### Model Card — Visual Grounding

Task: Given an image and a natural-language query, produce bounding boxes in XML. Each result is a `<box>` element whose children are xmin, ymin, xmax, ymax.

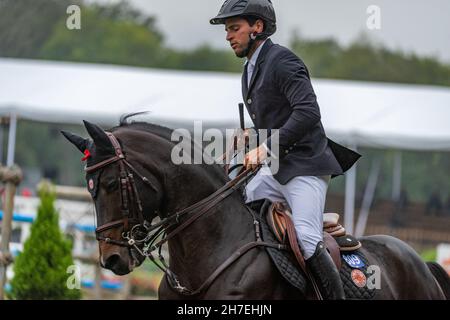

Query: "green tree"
<box><xmin>290</xmin><ymin>31</ymin><xmax>342</xmax><ymax>77</ymax></box>
<box><xmin>290</xmin><ymin>32</ymin><xmax>450</xmax><ymax>87</ymax></box>
<box><xmin>169</xmin><ymin>44</ymin><xmax>242</xmax><ymax>72</ymax></box>
<box><xmin>0</xmin><ymin>0</ymin><xmax>74</xmax><ymax>58</ymax></box>
<box><xmin>40</xmin><ymin>3</ymin><xmax>165</xmax><ymax>68</ymax></box>
<box><xmin>9</xmin><ymin>181</ymin><xmax>81</xmax><ymax>300</ymax></box>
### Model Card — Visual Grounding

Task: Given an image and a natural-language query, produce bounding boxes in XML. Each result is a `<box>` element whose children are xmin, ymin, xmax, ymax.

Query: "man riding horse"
<box><xmin>62</xmin><ymin>1</ymin><xmax>450</xmax><ymax>299</ymax></box>
<box><xmin>210</xmin><ymin>0</ymin><xmax>361</xmax><ymax>299</ymax></box>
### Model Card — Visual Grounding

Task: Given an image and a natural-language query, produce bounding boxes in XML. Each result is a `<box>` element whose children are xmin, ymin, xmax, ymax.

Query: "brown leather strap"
<box><xmin>323</xmin><ymin>232</ymin><xmax>342</xmax><ymax>270</ymax></box>
<box><xmin>106</xmin><ymin>132</ymin><xmax>124</xmax><ymax>158</ymax></box>
<box><xmin>152</xmin><ymin>168</ymin><xmax>256</xmax><ymax>249</ymax></box>
<box><xmin>95</xmin><ymin>219</ymin><xmax>125</xmax><ymax>233</ymax></box>
<box><xmin>85</xmin><ymin>156</ymin><xmax>121</xmax><ymax>173</ymax></box>
<box><xmin>175</xmin><ymin>240</ymin><xmax>287</xmax><ymax>296</ymax></box>
<box><xmin>124</xmin><ymin>160</ymin><xmax>158</xmax><ymax>192</ymax></box>
<box><xmin>96</xmin><ymin>235</ymin><xmax>129</xmax><ymax>247</ymax></box>
<box><xmin>276</xmin><ymin>205</ymin><xmax>323</xmax><ymax>300</ymax></box>
<box><xmin>282</xmin><ymin>210</ymin><xmax>307</xmax><ymax>273</ymax></box>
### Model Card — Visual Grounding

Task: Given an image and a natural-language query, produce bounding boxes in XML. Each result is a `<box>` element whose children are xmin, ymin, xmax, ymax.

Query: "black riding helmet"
<box><xmin>210</xmin><ymin>0</ymin><xmax>277</xmax><ymax>39</ymax></box>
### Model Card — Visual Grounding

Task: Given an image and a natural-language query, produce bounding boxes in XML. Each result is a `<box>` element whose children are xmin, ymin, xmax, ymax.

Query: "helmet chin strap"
<box><xmin>241</xmin><ymin>32</ymin><xmax>258</xmax><ymax>58</ymax></box>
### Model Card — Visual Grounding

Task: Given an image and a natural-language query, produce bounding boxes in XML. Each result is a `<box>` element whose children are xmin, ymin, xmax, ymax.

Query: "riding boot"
<box><xmin>306</xmin><ymin>241</ymin><xmax>346</xmax><ymax>300</ymax></box>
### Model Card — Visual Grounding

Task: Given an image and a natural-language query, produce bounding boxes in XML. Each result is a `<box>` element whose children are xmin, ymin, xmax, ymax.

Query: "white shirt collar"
<box><xmin>246</xmin><ymin>39</ymin><xmax>268</xmax><ymax>67</ymax></box>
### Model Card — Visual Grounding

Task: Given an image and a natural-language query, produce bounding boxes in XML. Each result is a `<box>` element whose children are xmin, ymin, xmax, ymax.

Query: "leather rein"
<box><xmin>86</xmin><ymin>132</ymin><xmax>287</xmax><ymax>296</ymax></box>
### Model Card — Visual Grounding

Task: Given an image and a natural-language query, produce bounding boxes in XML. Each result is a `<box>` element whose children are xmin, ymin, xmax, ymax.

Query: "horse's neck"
<box><xmin>165</xmin><ymin>168</ymin><xmax>255</xmax><ymax>290</ymax></box>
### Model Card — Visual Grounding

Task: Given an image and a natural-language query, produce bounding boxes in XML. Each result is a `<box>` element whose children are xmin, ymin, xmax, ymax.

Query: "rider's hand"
<box><xmin>244</xmin><ymin>145</ymin><xmax>267</xmax><ymax>170</ymax></box>
<box><xmin>235</xmin><ymin>128</ymin><xmax>252</xmax><ymax>147</ymax></box>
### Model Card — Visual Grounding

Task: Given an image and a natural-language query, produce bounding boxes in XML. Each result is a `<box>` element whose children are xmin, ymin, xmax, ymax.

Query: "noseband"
<box><xmin>86</xmin><ymin>132</ymin><xmax>286</xmax><ymax>296</ymax></box>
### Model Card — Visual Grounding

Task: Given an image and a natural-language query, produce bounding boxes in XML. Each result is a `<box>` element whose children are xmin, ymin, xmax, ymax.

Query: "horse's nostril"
<box><xmin>104</xmin><ymin>254</ymin><xmax>120</xmax><ymax>269</ymax></box>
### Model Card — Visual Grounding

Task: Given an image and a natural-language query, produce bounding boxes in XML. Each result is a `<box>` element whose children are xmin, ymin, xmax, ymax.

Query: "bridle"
<box><xmin>86</xmin><ymin>132</ymin><xmax>287</xmax><ymax>296</ymax></box>
<box><xmin>86</xmin><ymin>132</ymin><xmax>156</xmax><ymax>247</ymax></box>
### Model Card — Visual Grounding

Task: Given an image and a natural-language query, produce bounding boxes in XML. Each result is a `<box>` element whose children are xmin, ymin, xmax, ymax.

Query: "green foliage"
<box><xmin>290</xmin><ymin>32</ymin><xmax>342</xmax><ymax>77</ymax></box>
<box><xmin>2</xmin><ymin>0</ymin><xmax>449</xmax><ymax>85</ymax></box>
<box><xmin>40</xmin><ymin>4</ymin><xmax>165</xmax><ymax>67</ymax></box>
<box><xmin>163</xmin><ymin>45</ymin><xmax>242</xmax><ymax>72</ymax></box>
<box><xmin>9</xmin><ymin>182</ymin><xmax>81</xmax><ymax>299</ymax></box>
<box><xmin>327</xmin><ymin>148</ymin><xmax>450</xmax><ymax>204</ymax></box>
<box><xmin>290</xmin><ymin>33</ymin><xmax>450</xmax><ymax>87</ymax></box>
<box><xmin>15</xmin><ymin>120</ymin><xmax>86</xmax><ymax>187</ymax></box>
<box><xmin>0</xmin><ymin>0</ymin><xmax>74</xmax><ymax>58</ymax></box>
<box><xmin>420</xmin><ymin>248</ymin><xmax>437</xmax><ymax>262</ymax></box>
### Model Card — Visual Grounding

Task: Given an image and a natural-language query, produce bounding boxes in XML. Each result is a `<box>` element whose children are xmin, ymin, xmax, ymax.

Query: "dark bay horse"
<box><xmin>62</xmin><ymin>119</ymin><xmax>450</xmax><ymax>300</ymax></box>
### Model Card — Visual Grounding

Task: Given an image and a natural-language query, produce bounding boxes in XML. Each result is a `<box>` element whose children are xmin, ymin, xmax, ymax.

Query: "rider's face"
<box><xmin>225</xmin><ymin>17</ymin><xmax>254</xmax><ymax>58</ymax></box>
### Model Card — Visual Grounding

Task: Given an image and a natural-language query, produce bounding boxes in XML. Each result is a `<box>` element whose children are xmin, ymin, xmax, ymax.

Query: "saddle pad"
<box><xmin>262</xmin><ymin>211</ymin><xmax>375</xmax><ymax>299</ymax></box>
<box><xmin>251</xmin><ymin>200</ymin><xmax>373</xmax><ymax>299</ymax></box>
<box><xmin>340</xmin><ymin>250</ymin><xmax>377</xmax><ymax>300</ymax></box>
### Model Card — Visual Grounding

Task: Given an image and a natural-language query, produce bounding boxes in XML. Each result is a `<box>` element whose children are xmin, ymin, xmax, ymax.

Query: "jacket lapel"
<box><xmin>246</xmin><ymin>39</ymin><xmax>273</xmax><ymax>98</ymax></box>
<box><xmin>241</xmin><ymin>62</ymin><xmax>249</xmax><ymax>100</ymax></box>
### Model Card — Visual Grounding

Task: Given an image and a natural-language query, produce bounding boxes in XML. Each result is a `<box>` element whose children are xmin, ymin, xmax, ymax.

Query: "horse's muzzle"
<box><xmin>103</xmin><ymin>253</ymin><xmax>131</xmax><ymax>276</ymax></box>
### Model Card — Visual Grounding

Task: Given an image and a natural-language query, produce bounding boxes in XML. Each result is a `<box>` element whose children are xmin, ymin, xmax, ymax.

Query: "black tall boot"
<box><xmin>306</xmin><ymin>241</ymin><xmax>346</xmax><ymax>300</ymax></box>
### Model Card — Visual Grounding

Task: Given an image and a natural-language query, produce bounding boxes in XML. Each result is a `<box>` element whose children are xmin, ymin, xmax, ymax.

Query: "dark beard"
<box><xmin>236</xmin><ymin>37</ymin><xmax>256</xmax><ymax>58</ymax></box>
<box><xmin>236</xmin><ymin>50</ymin><xmax>247</xmax><ymax>58</ymax></box>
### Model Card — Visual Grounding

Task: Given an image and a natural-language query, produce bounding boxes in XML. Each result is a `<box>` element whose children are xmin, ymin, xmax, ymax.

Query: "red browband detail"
<box><xmin>82</xmin><ymin>149</ymin><xmax>91</xmax><ymax>161</ymax></box>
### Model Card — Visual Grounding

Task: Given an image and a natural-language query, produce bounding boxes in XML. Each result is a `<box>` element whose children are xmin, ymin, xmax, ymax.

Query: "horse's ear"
<box><xmin>83</xmin><ymin>120</ymin><xmax>109</xmax><ymax>145</ymax></box>
<box><xmin>82</xmin><ymin>120</ymin><xmax>114</xmax><ymax>155</ymax></box>
<box><xmin>61</xmin><ymin>131</ymin><xmax>89</xmax><ymax>153</ymax></box>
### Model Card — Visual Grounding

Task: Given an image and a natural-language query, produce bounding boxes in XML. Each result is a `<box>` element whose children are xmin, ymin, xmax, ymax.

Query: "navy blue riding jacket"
<box><xmin>242</xmin><ymin>39</ymin><xmax>361</xmax><ymax>184</ymax></box>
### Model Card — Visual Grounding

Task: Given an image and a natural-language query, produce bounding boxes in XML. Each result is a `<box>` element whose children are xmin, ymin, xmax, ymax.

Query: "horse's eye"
<box><xmin>104</xmin><ymin>179</ymin><xmax>118</xmax><ymax>192</ymax></box>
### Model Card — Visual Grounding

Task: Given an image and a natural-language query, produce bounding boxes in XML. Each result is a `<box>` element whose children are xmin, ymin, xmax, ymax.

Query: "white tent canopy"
<box><xmin>1</xmin><ymin>57</ymin><xmax>449</xmax><ymax>236</ymax></box>
<box><xmin>1</xmin><ymin>57</ymin><xmax>450</xmax><ymax>151</ymax></box>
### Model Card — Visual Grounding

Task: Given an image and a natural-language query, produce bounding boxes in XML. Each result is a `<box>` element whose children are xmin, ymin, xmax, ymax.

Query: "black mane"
<box><xmin>111</xmin><ymin>115</ymin><xmax>229</xmax><ymax>181</ymax></box>
<box><xmin>111</xmin><ymin>111</ymin><xmax>174</xmax><ymax>142</ymax></box>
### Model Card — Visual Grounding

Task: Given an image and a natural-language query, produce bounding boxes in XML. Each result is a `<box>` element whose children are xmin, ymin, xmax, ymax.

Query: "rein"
<box><xmin>86</xmin><ymin>132</ymin><xmax>286</xmax><ymax>296</ymax></box>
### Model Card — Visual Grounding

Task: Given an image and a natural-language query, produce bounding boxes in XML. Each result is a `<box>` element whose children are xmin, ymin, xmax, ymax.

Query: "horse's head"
<box><xmin>62</xmin><ymin>121</ymin><xmax>165</xmax><ymax>275</ymax></box>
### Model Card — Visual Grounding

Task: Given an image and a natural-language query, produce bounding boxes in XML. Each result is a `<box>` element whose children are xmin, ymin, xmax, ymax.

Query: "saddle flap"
<box><xmin>323</xmin><ymin>232</ymin><xmax>342</xmax><ymax>270</ymax></box>
<box><xmin>265</xmin><ymin>202</ymin><xmax>362</xmax><ymax>256</ymax></box>
<box><xmin>266</xmin><ymin>203</ymin><xmax>342</xmax><ymax>272</ymax></box>
<box><xmin>266</xmin><ymin>202</ymin><xmax>290</xmax><ymax>243</ymax></box>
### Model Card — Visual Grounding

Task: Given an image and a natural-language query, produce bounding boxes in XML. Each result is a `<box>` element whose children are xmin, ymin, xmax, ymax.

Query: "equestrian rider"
<box><xmin>210</xmin><ymin>0</ymin><xmax>361</xmax><ymax>299</ymax></box>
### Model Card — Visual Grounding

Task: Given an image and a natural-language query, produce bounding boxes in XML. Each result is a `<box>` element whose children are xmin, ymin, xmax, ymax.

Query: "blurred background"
<box><xmin>0</xmin><ymin>0</ymin><xmax>449</xmax><ymax>299</ymax></box>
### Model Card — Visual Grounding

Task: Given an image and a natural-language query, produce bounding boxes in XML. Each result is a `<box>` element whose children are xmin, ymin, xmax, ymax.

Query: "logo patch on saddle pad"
<box><xmin>340</xmin><ymin>250</ymin><xmax>376</xmax><ymax>299</ymax></box>
<box><xmin>351</xmin><ymin>269</ymin><xmax>367</xmax><ymax>288</ymax></box>
<box><xmin>342</xmin><ymin>253</ymin><xmax>365</xmax><ymax>269</ymax></box>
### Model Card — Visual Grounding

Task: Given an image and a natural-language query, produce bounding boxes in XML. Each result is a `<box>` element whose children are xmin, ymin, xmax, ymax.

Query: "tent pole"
<box><xmin>354</xmin><ymin>158</ymin><xmax>381</xmax><ymax>238</ymax></box>
<box><xmin>0</xmin><ymin>166</ymin><xmax>22</xmax><ymax>300</ymax></box>
<box><xmin>0</xmin><ymin>121</ymin><xmax>4</xmax><ymax>164</ymax></box>
<box><xmin>6</xmin><ymin>113</ymin><xmax>17</xmax><ymax>167</ymax></box>
<box><xmin>344</xmin><ymin>144</ymin><xmax>358</xmax><ymax>235</ymax></box>
<box><xmin>392</xmin><ymin>151</ymin><xmax>402</xmax><ymax>201</ymax></box>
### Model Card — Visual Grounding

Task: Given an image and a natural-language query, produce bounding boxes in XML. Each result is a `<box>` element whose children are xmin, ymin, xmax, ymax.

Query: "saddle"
<box><xmin>266</xmin><ymin>202</ymin><xmax>362</xmax><ymax>271</ymax></box>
